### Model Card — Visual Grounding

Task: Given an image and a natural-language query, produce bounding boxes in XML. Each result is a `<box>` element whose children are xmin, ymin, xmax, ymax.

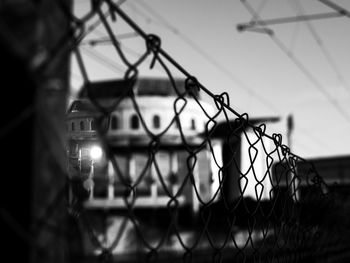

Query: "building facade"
<box><xmin>66</xmin><ymin>77</ymin><xmax>280</xmax><ymax>258</ymax></box>
<box><xmin>66</xmin><ymin>77</ymin><xmax>223</xmax><ymax>256</ymax></box>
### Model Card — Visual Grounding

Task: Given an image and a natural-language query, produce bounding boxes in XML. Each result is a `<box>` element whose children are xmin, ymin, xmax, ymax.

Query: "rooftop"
<box><xmin>79</xmin><ymin>77</ymin><xmax>199</xmax><ymax>99</ymax></box>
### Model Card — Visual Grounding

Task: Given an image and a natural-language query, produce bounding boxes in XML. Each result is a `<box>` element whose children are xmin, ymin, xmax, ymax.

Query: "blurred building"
<box><xmin>66</xmin><ymin>77</ymin><xmax>282</xmax><ymax>257</ymax></box>
<box><xmin>271</xmin><ymin>152</ymin><xmax>350</xmax><ymax>204</ymax></box>
<box><xmin>66</xmin><ymin>77</ymin><xmax>223</xmax><ymax>256</ymax></box>
<box><xmin>67</xmin><ymin>77</ymin><xmax>219</xmax><ymax>210</ymax></box>
<box><xmin>210</xmin><ymin>117</ymin><xmax>280</xmax><ymax>203</ymax></box>
<box><xmin>297</xmin><ymin>155</ymin><xmax>350</xmax><ymax>195</ymax></box>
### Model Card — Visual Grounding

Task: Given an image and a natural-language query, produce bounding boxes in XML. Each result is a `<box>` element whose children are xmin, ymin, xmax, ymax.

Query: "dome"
<box><xmin>79</xmin><ymin>77</ymin><xmax>200</xmax><ymax>99</ymax></box>
<box><xmin>67</xmin><ymin>77</ymin><xmax>214</xmax><ymax>146</ymax></box>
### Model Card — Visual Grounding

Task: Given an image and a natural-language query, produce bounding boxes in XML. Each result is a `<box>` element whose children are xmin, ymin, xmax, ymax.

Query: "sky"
<box><xmin>71</xmin><ymin>0</ymin><xmax>350</xmax><ymax>159</ymax></box>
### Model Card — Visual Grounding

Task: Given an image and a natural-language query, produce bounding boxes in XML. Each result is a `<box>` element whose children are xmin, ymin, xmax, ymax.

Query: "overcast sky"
<box><xmin>72</xmin><ymin>0</ymin><xmax>350</xmax><ymax>159</ymax></box>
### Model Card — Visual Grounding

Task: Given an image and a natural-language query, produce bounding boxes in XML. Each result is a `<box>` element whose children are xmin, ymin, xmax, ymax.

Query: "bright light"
<box><xmin>90</xmin><ymin>145</ymin><xmax>103</xmax><ymax>160</ymax></box>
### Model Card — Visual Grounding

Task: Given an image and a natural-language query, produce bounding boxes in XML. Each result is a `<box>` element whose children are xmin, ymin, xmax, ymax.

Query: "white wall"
<box><xmin>240</xmin><ymin>129</ymin><xmax>274</xmax><ymax>200</ymax></box>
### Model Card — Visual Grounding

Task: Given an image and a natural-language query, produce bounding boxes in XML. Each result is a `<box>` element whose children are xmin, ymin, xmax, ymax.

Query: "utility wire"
<box><xmin>237</xmin><ymin>12</ymin><xmax>343</xmax><ymax>31</ymax></box>
<box><xmin>81</xmin><ymin>46</ymin><xmax>125</xmax><ymax>73</ymax></box>
<box><xmin>86</xmin><ymin>28</ymin><xmax>165</xmax><ymax>75</ymax></box>
<box><xmin>127</xmin><ymin>0</ymin><xmax>281</xmax><ymax>114</ymax></box>
<box><xmin>249</xmin><ymin>0</ymin><xmax>270</xmax><ymax>23</ymax></box>
<box><xmin>318</xmin><ymin>0</ymin><xmax>350</xmax><ymax>18</ymax></box>
<box><xmin>239</xmin><ymin>0</ymin><xmax>350</xmax><ymax>93</ymax></box>
<box><xmin>81</xmin><ymin>32</ymin><xmax>138</xmax><ymax>46</ymax></box>
<box><xmin>76</xmin><ymin>0</ymin><xmax>337</xmax><ymax>158</ymax></box>
<box><xmin>297</xmin><ymin>126</ymin><xmax>337</xmax><ymax>153</ymax></box>
<box><xmin>90</xmin><ymin>29</ymin><xmax>147</xmax><ymax>59</ymax></box>
<box><xmin>107</xmin><ymin>0</ymin><xmax>312</xmax><ymax>163</ymax></box>
<box><xmin>75</xmin><ymin>28</ymin><xmax>164</xmax><ymax>83</ymax></box>
<box><xmin>240</xmin><ymin>0</ymin><xmax>350</xmax><ymax>124</ymax></box>
<box><xmin>75</xmin><ymin>0</ymin><xmax>127</xmax><ymax>44</ymax></box>
<box><xmin>291</xmin><ymin>0</ymin><xmax>350</xmax><ymax>94</ymax></box>
<box><xmin>239</xmin><ymin>0</ymin><xmax>350</xmax><ymax>153</ymax></box>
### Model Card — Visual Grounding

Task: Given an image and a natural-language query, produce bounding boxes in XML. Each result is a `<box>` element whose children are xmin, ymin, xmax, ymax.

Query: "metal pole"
<box><xmin>287</xmin><ymin>114</ymin><xmax>300</xmax><ymax>201</ymax></box>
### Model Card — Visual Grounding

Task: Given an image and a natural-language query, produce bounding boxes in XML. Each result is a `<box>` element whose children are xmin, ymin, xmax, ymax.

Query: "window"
<box><xmin>91</xmin><ymin>120</ymin><xmax>96</xmax><ymax>130</ymax></box>
<box><xmin>190</xmin><ymin>119</ymin><xmax>196</xmax><ymax>130</ymax></box>
<box><xmin>153</xmin><ymin>115</ymin><xmax>160</xmax><ymax>129</ymax></box>
<box><xmin>71</xmin><ymin>122</ymin><xmax>75</xmax><ymax>131</ymax></box>
<box><xmin>111</xmin><ymin>115</ymin><xmax>119</xmax><ymax>130</ymax></box>
<box><xmin>130</xmin><ymin>114</ymin><xmax>139</xmax><ymax>129</ymax></box>
<box><xmin>80</xmin><ymin>121</ymin><xmax>85</xmax><ymax>131</ymax></box>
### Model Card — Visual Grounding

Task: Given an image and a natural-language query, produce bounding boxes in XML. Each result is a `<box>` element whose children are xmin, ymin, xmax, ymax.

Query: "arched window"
<box><xmin>190</xmin><ymin>119</ymin><xmax>196</xmax><ymax>130</ymax></box>
<box><xmin>91</xmin><ymin>120</ymin><xmax>96</xmax><ymax>130</ymax></box>
<box><xmin>80</xmin><ymin>121</ymin><xmax>85</xmax><ymax>131</ymax></box>
<box><xmin>153</xmin><ymin>115</ymin><xmax>160</xmax><ymax>129</ymax></box>
<box><xmin>130</xmin><ymin>115</ymin><xmax>139</xmax><ymax>130</ymax></box>
<box><xmin>111</xmin><ymin>115</ymin><xmax>119</xmax><ymax>130</ymax></box>
<box><xmin>71</xmin><ymin>122</ymin><xmax>75</xmax><ymax>131</ymax></box>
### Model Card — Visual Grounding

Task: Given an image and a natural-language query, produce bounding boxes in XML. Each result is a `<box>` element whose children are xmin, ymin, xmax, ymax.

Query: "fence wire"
<box><xmin>1</xmin><ymin>1</ymin><xmax>350</xmax><ymax>263</ymax></box>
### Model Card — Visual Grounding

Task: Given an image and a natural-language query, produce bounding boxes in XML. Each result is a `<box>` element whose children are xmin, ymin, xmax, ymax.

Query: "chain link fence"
<box><xmin>1</xmin><ymin>1</ymin><xmax>350</xmax><ymax>263</ymax></box>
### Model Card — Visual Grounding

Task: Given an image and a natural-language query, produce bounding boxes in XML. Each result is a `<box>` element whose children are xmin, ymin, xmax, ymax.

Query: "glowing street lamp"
<box><xmin>90</xmin><ymin>145</ymin><xmax>103</xmax><ymax>161</ymax></box>
<box><xmin>83</xmin><ymin>145</ymin><xmax>103</xmax><ymax>199</ymax></box>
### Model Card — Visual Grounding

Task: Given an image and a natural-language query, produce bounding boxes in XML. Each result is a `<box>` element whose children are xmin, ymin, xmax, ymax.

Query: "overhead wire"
<box><xmin>99</xmin><ymin>0</ymin><xmax>333</xmax><ymax>161</ymax></box>
<box><xmin>248</xmin><ymin>0</ymin><xmax>270</xmax><ymax>22</ymax></box>
<box><xmin>74</xmin><ymin>0</ymin><xmax>127</xmax><ymax>45</ymax></box>
<box><xmin>75</xmin><ymin>0</ymin><xmax>165</xmax><ymax>78</ymax></box>
<box><xmin>237</xmin><ymin>11</ymin><xmax>344</xmax><ymax>30</ymax></box>
<box><xmin>127</xmin><ymin>0</ymin><xmax>281</xmax><ymax>114</ymax></box>
<box><xmin>85</xmin><ymin>28</ymin><xmax>165</xmax><ymax>75</ymax></box>
<box><xmin>318</xmin><ymin>0</ymin><xmax>350</xmax><ymax>18</ymax></box>
<box><xmin>234</xmin><ymin>0</ymin><xmax>337</xmax><ymax>154</ymax></box>
<box><xmin>291</xmin><ymin>0</ymin><xmax>350</xmax><ymax>94</ymax></box>
<box><xmin>80</xmin><ymin>46</ymin><xmax>126</xmax><ymax>74</ymax></box>
<box><xmin>243</xmin><ymin>0</ymin><xmax>336</xmax><ymax>154</ymax></box>
<box><xmin>74</xmin><ymin>0</ymin><xmax>337</xmax><ymax>157</ymax></box>
<box><xmin>80</xmin><ymin>32</ymin><xmax>138</xmax><ymax>46</ymax></box>
<box><xmin>240</xmin><ymin>0</ymin><xmax>350</xmax><ymax>124</ymax></box>
<box><xmin>104</xmin><ymin>0</ymin><xmax>315</xmax><ymax>164</ymax></box>
<box><xmin>89</xmin><ymin>28</ymin><xmax>147</xmax><ymax>60</ymax></box>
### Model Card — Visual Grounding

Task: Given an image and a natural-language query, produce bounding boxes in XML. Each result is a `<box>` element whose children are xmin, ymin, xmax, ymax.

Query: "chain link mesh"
<box><xmin>2</xmin><ymin>1</ymin><xmax>349</xmax><ymax>263</ymax></box>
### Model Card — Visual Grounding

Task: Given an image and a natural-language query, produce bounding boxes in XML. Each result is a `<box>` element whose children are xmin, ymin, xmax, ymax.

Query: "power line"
<box><xmin>107</xmin><ymin>1</ymin><xmax>296</xmax><ymax>154</ymax></box>
<box><xmin>80</xmin><ymin>32</ymin><xmax>138</xmax><ymax>46</ymax></box>
<box><xmin>318</xmin><ymin>0</ymin><xmax>350</xmax><ymax>19</ymax></box>
<box><xmin>297</xmin><ymin>126</ymin><xmax>337</xmax><ymax>154</ymax></box>
<box><xmin>237</xmin><ymin>11</ymin><xmax>344</xmax><ymax>31</ymax></box>
<box><xmin>75</xmin><ymin>0</ymin><xmax>127</xmax><ymax>44</ymax></box>
<box><xmin>239</xmin><ymin>0</ymin><xmax>350</xmax><ymax>124</ymax></box>
<box><xmin>86</xmin><ymin>28</ymin><xmax>166</xmax><ymax>75</ymax></box>
<box><xmin>76</xmin><ymin>0</ymin><xmax>340</xmax><ymax>157</ymax></box>
<box><xmin>90</xmin><ymin>29</ymin><xmax>149</xmax><ymax>60</ymax></box>
<box><xmin>291</xmin><ymin>0</ymin><xmax>350</xmax><ymax>94</ymax></box>
<box><xmin>249</xmin><ymin>0</ymin><xmax>270</xmax><ymax>23</ymax></box>
<box><xmin>239</xmin><ymin>0</ymin><xmax>350</xmax><ymax>93</ymax></box>
<box><xmin>127</xmin><ymin>0</ymin><xmax>281</xmax><ymax>114</ymax></box>
<box><xmin>78</xmin><ymin>43</ymin><xmax>165</xmax><ymax>80</ymax></box>
<box><xmin>76</xmin><ymin>19</ymin><xmax>165</xmax><ymax>79</ymax></box>
<box><xmin>80</xmin><ymin>46</ymin><xmax>126</xmax><ymax>74</ymax></box>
